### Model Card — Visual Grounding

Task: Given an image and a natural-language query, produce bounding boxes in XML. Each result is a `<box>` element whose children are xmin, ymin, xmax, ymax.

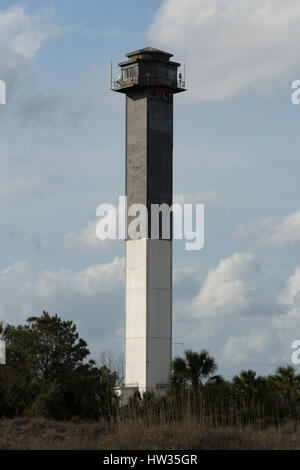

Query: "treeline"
<box><xmin>129</xmin><ymin>351</ymin><xmax>300</xmax><ymax>426</ymax></box>
<box><xmin>0</xmin><ymin>313</ymin><xmax>300</xmax><ymax>424</ymax></box>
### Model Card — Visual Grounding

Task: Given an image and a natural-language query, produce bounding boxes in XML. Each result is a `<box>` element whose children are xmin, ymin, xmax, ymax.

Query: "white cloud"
<box><xmin>31</xmin><ymin>257</ymin><xmax>124</xmax><ymax>298</ymax></box>
<box><xmin>192</xmin><ymin>252</ymin><xmax>278</xmax><ymax>318</ymax></box>
<box><xmin>0</xmin><ymin>257</ymin><xmax>125</xmax><ymax>356</ymax></box>
<box><xmin>223</xmin><ymin>328</ymin><xmax>276</xmax><ymax>365</ymax></box>
<box><xmin>0</xmin><ymin>5</ymin><xmax>58</xmax><ymax>59</ymax></box>
<box><xmin>184</xmin><ymin>253</ymin><xmax>300</xmax><ymax>369</ymax></box>
<box><xmin>0</xmin><ymin>252</ymin><xmax>299</xmax><ymax>375</ymax></box>
<box><xmin>285</xmin><ymin>266</ymin><xmax>300</xmax><ymax>304</ymax></box>
<box><xmin>0</xmin><ymin>5</ymin><xmax>60</xmax><ymax>87</ymax></box>
<box><xmin>222</xmin><ymin>305</ymin><xmax>300</xmax><ymax>367</ymax></box>
<box><xmin>235</xmin><ymin>209</ymin><xmax>300</xmax><ymax>247</ymax></box>
<box><xmin>148</xmin><ymin>0</ymin><xmax>300</xmax><ymax>101</ymax></box>
<box><xmin>0</xmin><ymin>257</ymin><xmax>124</xmax><ymax>319</ymax></box>
<box><xmin>62</xmin><ymin>220</ymin><xmax>112</xmax><ymax>251</ymax></box>
<box><xmin>0</xmin><ymin>177</ymin><xmax>44</xmax><ymax>201</ymax></box>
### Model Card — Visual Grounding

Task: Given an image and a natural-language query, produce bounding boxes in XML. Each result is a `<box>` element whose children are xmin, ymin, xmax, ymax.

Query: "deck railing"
<box><xmin>113</xmin><ymin>76</ymin><xmax>185</xmax><ymax>90</ymax></box>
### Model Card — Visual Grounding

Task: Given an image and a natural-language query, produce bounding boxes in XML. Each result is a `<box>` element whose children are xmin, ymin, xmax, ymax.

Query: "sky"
<box><xmin>0</xmin><ymin>0</ymin><xmax>300</xmax><ymax>379</ymax></box>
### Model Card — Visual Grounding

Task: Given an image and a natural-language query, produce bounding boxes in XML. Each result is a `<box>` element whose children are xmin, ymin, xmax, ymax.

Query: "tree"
<box><xmin>232</xmin><ymin>370</ymin><xmax>267</xmax><ymax>411</ymax></box>
<box><xmin>0</xmin><ymin>313</ymin><xmax>118</xmax><ymax>420</ymax></box>
<box><xmin>171</xmin><ymin>349</ymin><xmax>217</xmax><ymax>390</ymax></box>
<box><xmin>27</xmin><ymin>311</ymin><xmax>90</xmax><ymax>386</ymax></box>
<box><xmin>0</xmin><ymin>322</ymin><xmax>39</xmax><ymax>417</ymax></box>
<box><xmin>270</xmin><ymin>366</ymin><xmax>300</xmax><ymax>404</ymax></box>
<box><xmin>206</xmin><ymin>375</ymin><xmax>225</xmax><ymax>385</ymax></box>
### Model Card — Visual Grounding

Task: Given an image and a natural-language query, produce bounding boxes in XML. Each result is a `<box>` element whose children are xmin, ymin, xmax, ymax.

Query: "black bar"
<box><xmin>0</xmin><ymin>450</ymin><xmax>296</xmax><ymax>467</ymax></box>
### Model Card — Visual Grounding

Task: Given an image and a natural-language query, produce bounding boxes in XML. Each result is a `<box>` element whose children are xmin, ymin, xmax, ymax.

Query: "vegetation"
<box><xmin>0</xmin><ymin>418</ymin><xmax>300</xmax><ymax>450</ymax></box>
<box><xmin>0</xmin><ymin>312</ymin><xmax>300</xmax><ymax>449</ymax></box>
<box><xmin>0</xmin><ymin>312</ymin><xmax>118</xmax><ymax>420</ymax></box>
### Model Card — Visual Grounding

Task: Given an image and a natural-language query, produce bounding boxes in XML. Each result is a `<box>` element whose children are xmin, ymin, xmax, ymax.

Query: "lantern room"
<box><xmin>112</xmin><ymin>47</ymin><xmax>185</xmax><ymax>94</ymax></box>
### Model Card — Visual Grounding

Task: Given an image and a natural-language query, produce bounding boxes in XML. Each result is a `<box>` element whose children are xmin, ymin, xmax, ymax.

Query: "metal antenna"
<box><xmin>184</xmin><ymin>34</ymin><xmax>187</xmax><ymax>86</ymax></box>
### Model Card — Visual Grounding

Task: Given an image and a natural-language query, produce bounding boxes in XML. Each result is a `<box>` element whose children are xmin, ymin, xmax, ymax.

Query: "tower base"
<box><xmin>115</xmin><ymin>384</ymin><xmax>169</xmax><ymax>405</ymax></box>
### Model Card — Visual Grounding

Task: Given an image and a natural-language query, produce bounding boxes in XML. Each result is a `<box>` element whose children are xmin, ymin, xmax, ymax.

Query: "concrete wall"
<box><xmin>126</xmin><ymin>89</ymin><xmax>173</xmax><ymax>239</ymax></box>
<box><xmin>125</xmin><ymin>238</ymin><xmax>172</xmax><ymax>391</ymax></box>
<box><xmin>125</xmin><ymin>85</ymin><xmax>174</xmax><ymax>394</ymax></box>
<box><xmin>126</xmin><ymin>90</ymin><xmax>148</xmax><ymax>217</ymax></box>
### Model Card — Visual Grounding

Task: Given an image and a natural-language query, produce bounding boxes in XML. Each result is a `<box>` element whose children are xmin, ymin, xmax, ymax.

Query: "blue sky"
<box><xmin>1</xmin><ymin>0</ymin><xmax>300</xmax><ymax>379</ymax></box>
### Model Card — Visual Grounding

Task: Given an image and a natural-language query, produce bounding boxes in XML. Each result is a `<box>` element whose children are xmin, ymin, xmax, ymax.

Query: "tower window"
<box><xmin>122</xmin><ymin>65</ymin><xmax>138</xmax><ymax>80</ymax></box>
<box><xmin>168</xmin><ymin>69</ymin><xmax>177</xmax><ymax>80</ymax></box>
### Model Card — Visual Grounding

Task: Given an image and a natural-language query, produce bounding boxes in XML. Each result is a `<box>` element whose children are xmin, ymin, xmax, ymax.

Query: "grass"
<box><xmin>0</xmin><ymin>417</ymin><xmax>300</xmax><ymax>450</ymax></box>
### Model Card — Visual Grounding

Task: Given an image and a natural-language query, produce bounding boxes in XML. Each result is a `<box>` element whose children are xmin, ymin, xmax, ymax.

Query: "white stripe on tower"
<box><xmin>125</xmin><ymin>239</ymin><xmax>172</xmax><ymax>392</ymax></box>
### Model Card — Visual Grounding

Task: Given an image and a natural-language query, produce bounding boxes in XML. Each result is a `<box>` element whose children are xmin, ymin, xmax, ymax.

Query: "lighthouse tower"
<box><xmin>112</xmin><ymin>48</ymin><xmax>185</xmax><ymax>396</ymax></box>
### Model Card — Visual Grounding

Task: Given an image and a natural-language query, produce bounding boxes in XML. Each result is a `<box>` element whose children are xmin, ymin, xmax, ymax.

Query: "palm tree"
<box><xmin>171</xmin><ymin>349</ymin><xmax>217</xmax><ymax>390</ymax></box>
<box><xmin>271</xmin><ymin>366</ymin><xmax>300</xmax><ymax>403</ymax></box>
<box><xmin>232</xmin><ymin>370</ymin><xmax>265</xmax><ymax>404</ymax></box>
<box><xmin>206</xmin><ymin>374</ymin><xmax>225</xmax><ymax>385</ymax></box>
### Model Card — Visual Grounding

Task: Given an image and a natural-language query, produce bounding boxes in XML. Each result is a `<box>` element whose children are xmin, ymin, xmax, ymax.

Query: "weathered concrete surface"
<box><xmin>125</xmin><ymin>238</ymin><xmax>172</xmax><ymax>391</ymax></box>
<box><xmin>126</xmin><ymin>88</ymin><xmax>173</xmax><ymax>239</ymax></box>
